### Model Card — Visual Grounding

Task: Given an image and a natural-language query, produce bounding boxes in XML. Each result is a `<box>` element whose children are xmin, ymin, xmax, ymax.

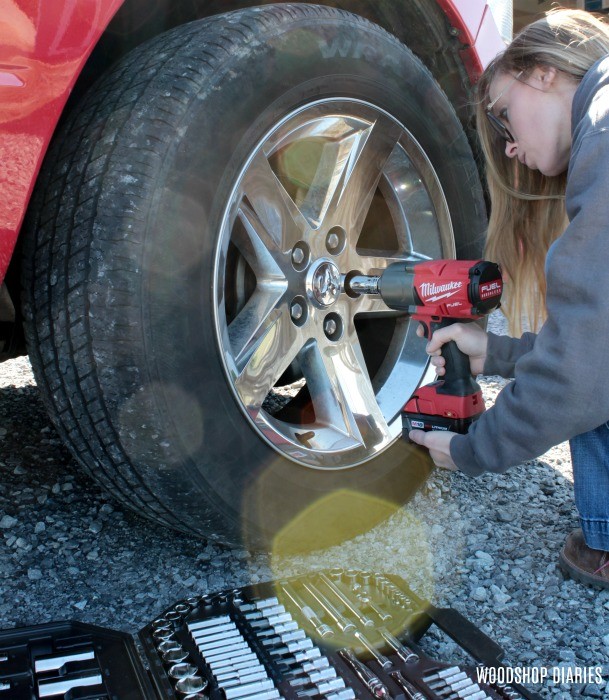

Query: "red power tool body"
<box><xmin>347</xmin><ymin>260</ymin><xmax>503</xmax><ymax>436</ymax></box>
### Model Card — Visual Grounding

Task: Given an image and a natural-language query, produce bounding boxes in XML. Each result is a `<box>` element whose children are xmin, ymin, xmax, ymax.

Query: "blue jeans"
<box><xmin>570</xmin><ymin>422</ymin><xmax>609</xmax><ymax>551</ymax></box>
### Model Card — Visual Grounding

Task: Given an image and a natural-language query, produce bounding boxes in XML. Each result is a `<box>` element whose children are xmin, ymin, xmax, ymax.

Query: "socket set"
<box><xmin>0</xmin><ymin>569</ymin><xmax>542</xmax><ymax>700</ymax></box>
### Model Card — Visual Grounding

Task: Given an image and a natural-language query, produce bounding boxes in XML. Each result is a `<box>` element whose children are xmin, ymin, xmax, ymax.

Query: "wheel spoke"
<box><xmin>228</xmin><ymin>283</ymin><xmax>288</xmax><ymax>367</ymax></box>
<box><xmin>356</xmin><ymin>251</ymin><xmax>424</xmax><ymax>270</ymax></box>
<box><xmin>355</xmin><ymin>294</ymin><xmax>405</xmax><ymax>316</ymax></box>
<box><xmin>301</xmin><ymin>335</ymin><xmax>392</xmax><ymax>449</ymax></box>
<box><xmin>323</xmin><ymin>117</ymin><xmax>403</xmax><ymax>237</ymax></box>
<box><xmin>233</xmin><ymin>310</ymin><xmax>304</xmax><ymax>414</ymax></box>
<box><xmin>240</xmin><ymin>151</ymin><xmax>310</xmax><ymax>251</ymax></box>
<box><xmin>294</xmin><ymin>126</ymin><xmax>366</xmax><ymax>230</ymax></box>
<box><xmin>234</xmin><ymin>202</ymin><xmax>290</xmax><ymax>279</ymax></box>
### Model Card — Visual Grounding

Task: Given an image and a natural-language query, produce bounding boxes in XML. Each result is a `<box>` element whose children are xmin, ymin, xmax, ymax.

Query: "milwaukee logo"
<box><xmin>419</xmin><ymin>280</ymin><xmax>462</xmax><ymax>301</ymax></box>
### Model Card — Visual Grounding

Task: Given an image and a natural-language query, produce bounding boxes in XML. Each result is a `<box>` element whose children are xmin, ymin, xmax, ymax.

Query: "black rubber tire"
<box><xmin>21</xmin><ymin>4</ymin><xmax>486</xmax><ymax>550</ymax></box>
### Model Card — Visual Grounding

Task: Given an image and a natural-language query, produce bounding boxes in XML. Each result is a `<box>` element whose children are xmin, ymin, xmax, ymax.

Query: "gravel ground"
<box><xmin>1</xmin><ymin>312</ymin><xmax>608</xmax><ymax>699</ymax></box>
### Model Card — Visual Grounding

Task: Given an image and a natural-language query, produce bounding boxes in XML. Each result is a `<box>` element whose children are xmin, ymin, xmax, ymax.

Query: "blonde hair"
<box><xmin>476</xmin><ymin>8</ymin><xmax>609</xmax><ymax>334</ymax></box>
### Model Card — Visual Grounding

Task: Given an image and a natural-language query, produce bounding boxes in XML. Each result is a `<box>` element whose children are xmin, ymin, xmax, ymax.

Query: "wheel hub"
<box><xmin>307</xmin><ymin>260</ymin><xmax>341</xmax><ymax>308</ymax></box>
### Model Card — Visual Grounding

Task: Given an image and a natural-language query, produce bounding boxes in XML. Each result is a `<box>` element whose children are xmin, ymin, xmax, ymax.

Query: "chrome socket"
<box><xmin>424</xmin><ymin>667</ymin><xmax>463</xmax><ymax>682</ymax></box>
<box><xmin>193</xmin><ymin>628</ymin><xmax>242</xmax><ymax>645</ymax></box>
<box><xmin>344</xmin><ymin>570</ymin><xmax>360</xmax><ymax>589</ymax></box>
<box><xmin>152</xmin><ymin>618</ymin><xmax>170</xmax><ymax>630</ymax></box>
<box><xmin>258</xmin><ymin>621</ymin><xmax>299</xmax><ymax>637</ymax></box>
<box><xmin>223</xmin><ymin>678</ymin><xmax>276</xmax><ymax>699</ymax></box>
<box><xmin>236</xmin><ymin>597</ymin><xmax>280</xmax><ymax>613</ymax></box>
<box><xmin>205</xmin><ymin>649</ymin><xmax>258</xmax><ymax>667</ymax></box>
<box><xmin>210</xmin><ymin>661</ymin><xmax>262</xmax><ymax>675</ymax></box>
<box><xmin>269</xmin><ymin>639</ymin><xmax>314</xmax><ymax>657</ymax></box>
<box><xmin>221</xmin><ymin>670</ymin><xmax>270</xmax><ymax>688</ymax></box>
<box><xmin>202</xmin><ymin>642</ymin><xmax>251</xmax><ymax>661</ymax></box>
<box><xmin>173</xmin><ymin>603</ymin><xmax>192</xmax><ymax>616</ymax></box>
<box><xmin>260</xmin><ymin>629</ymin><xmax>306</xmax><ymax>647</ymax></box>
<box><xmin>325</xmin><ymin>690</ymin><xmax>356</xmax><ymax>700</ymax></box>
<box><xmin>244</xmin><ymin>605</ymin><xmax>286</xmax><ymax>620</ymax></box>
<box><xmin>227</xmin><ymin>691</ymin><xmax>280</xmax><ymax>700</ymax></box>
<box><xmin>289</xmin><ymin>666</ymin><xmax>338</xmax><ymax>688</ymax></box>
<box><xmin>187</xmin><ymin>615</ymin><xmax>232</xmax><ymax>632</ymax></box>
<box><xmin>328</xmin><ymin>568</ymin><xmax>344</xmax><ymax>581</ymax></box>
<box><xmin>175</xmin><ymin>675</ymin><xmax>208</xmax><ymax>695</ymax></box>
<box><xmin>428</xmin><ymin>671</ymin><xmax>469</xmax><ymax>689</ymax></box>
<box><xmin>158</xmin><ymin>640</ymin><xmax>183</xmax><ymax>655</ymax></box>
<box><xmin>215</xmin><ymin>664</ymin><xmax>267</xmax><ymax>682</ymax></box>
<box><xmin>250</xmin><ymin>612</ymin><xmax>293</xmax><ymax>628</ymax></box>
<box><xmin>168</xmin><ymin>663</ymin><xmax>199</xmax><ymax>680</ymax></box>
<box><xmin>153</xmin><ymin>627</ymin><xmax>175</xmax><ymax>642</ymax></box>
<box><xmin>162</xmin><ymin>648</ymin><xmax>190</xmax><ymax>664</ymax></box>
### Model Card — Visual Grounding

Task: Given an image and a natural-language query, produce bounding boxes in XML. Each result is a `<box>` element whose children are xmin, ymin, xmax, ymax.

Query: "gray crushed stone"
<box><xmin>0</xmin><ymin>312</ymin><xmax>607</xmax><ymax>699</ymax></box>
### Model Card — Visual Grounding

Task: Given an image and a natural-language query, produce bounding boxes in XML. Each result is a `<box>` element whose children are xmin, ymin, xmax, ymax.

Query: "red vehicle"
<box><xmin>0</xmin><ymin>0</ymin><xmax>507</xmax><ymax>550</ymax></box>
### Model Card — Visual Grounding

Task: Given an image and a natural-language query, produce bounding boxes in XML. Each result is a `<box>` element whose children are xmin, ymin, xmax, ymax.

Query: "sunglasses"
<box><xmin>485</xmin><ymin>70</ymin><xmax>524</xmax><ymax>143</ymax></box>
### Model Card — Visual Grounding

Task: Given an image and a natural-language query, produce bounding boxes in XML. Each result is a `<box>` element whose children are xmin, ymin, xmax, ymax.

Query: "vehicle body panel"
<box><xmin>436</xmin><ymin>0</ymin><xmax>488</xmax><ymax>45</ymax></box>
<box><xmin>0</xmin><ymin>0</ymin><xmax>503</xmax><ymax>287</ymax></box>
<box><xmin>437</xmin><ymin>0</ymin><xmax>505</xmax><ymax>79</ymax></box>
<box><xmin>459</xmin><ymin>4</ymin><xmax>507</xmax><ymax>80</ymax></box>
<box><xmin>0</xmin><ymin>0</ymin><xmax>122</xmax><ymax>281</ymax></box>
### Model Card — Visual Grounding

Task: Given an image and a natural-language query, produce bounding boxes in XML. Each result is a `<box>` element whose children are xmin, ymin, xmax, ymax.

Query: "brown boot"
<box><xmin>559</xmin><ymin>529</ymin><xmax>609</xmax><ymax>589</ymax></box>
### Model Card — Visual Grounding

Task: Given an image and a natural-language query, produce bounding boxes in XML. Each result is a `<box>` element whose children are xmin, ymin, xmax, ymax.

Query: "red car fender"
<box><xmin>437</xmin><ymin>0</ymin><xmax>506</xmax><ymax>81</ymax></box>
<box><xmin>0</xmin><ymin>0</ymin><xmax>504</xmax><ymax>286</ymax></box>
<box><xmin>0</xmin><ymin>0</ymin><xmax>123</xmax><ymax>283</ymax></box>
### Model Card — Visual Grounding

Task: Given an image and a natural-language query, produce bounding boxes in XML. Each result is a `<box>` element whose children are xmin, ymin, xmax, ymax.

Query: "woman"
<box><xmin>409</xmin><ymin>8</ymin><xmax>609</xmax><ymax>589</ymax></box>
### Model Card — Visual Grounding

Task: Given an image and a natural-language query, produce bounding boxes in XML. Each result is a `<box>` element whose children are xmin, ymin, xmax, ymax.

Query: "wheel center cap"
<box><xmin>308</xmin><ymin>260</ymin><xmax>341</xmax><ymax>307</ymax></box>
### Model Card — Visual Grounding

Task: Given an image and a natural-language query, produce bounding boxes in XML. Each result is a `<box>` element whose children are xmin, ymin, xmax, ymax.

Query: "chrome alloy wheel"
<box><xmin>214</xmin><ymin>99</ymin><xmax>455</xmax><ymax>469</ymax></box>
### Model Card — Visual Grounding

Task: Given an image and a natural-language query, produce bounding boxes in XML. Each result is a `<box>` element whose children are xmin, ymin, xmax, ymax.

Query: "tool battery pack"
<box><xmin>402</xmin><ymin>410</ymin><xmax>479</xmax><ymax>436</ymax></box>
<box><xmin>0</xmin><ymin>570</ymin><xmax>541</xmax><ymax>700</ymax></box>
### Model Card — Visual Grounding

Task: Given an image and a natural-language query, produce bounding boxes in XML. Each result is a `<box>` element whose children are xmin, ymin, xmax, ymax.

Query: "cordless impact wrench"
<box><xmin>345</xmin><ymin>260</ymin><xmax>503</xmax><ymax>437</ymax></box>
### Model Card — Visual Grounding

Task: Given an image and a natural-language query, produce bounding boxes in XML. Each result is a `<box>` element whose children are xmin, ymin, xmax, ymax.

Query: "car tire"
<box><xmin>21</xmin><ymin>4</ymin><xmax>486</xmax><ymax>551</ymax></box>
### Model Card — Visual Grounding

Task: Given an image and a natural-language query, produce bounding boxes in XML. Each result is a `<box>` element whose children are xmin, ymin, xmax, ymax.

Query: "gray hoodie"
<box><xmin>451</xmin><ymin>54</ymin><xmax>609</xmax><ymax>476</ymax></box>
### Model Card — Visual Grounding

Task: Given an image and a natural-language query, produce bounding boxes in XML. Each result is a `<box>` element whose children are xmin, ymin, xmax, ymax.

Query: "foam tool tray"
<box><xmin>0</xmin><ymin>569</ymin><xmax>542</xmax><ymax>700</ymax></box>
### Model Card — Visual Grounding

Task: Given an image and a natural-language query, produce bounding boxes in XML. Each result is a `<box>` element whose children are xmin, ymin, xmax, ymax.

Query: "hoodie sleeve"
<box><xmin>483</xmin><ymin>331</ymin><xmax>537</xmax><ymax>379</ymax></box>
<box><xmin>451</xmin><ymin>129</ymin><xmax>609</xmax><ymax>477</ymax></box>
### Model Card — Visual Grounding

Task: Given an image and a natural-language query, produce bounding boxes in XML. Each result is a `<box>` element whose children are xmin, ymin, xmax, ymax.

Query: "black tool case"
<box><xmin>0</xmin><ymin>569</ymin><xmax>541</xmax><ymax>700</ymax></box>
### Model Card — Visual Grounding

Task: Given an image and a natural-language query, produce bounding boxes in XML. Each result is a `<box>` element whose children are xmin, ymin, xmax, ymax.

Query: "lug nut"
<box><xmin>327</xmin><ymin>233</ymin><xmax>340</xmax><ymax>249</ymax></box>
<box><xmin>324</xmin><ymin>319</ymin><xmax>337</xmax><ymax>335</ymax></box>
<box><xmin>291</xmin><ymin>303</ymin><xmax>304</xmax><ymax>321</ymax></box>
<box><xmin>290</xmin><ymin>296</ymin><xmax>308</xmax><ymax>326</ymax></box>
<box><xmin>291</xmin><ymin>242</ymin><xmax>310</xmax><ymax>271</ymax></box>
<box><xmin>323</xmin><ymin>313</ymin><xmax>343</xmax><ymax>340</ymax></box>
<box><xmin>326</xmin><ymin>227</ymin><xmax>346</xmax><ymax>254</ymax></box>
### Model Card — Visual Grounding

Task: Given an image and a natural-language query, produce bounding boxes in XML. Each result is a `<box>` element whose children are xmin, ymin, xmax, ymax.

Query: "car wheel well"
<box><xmin>0</xmin><ymin>241</ymin><xmax>25</xmax><ymax>362</ymax></box>
<box><xmin>68</xmin><ymin>0</ymin><xmax>476</xmax><ymax>134</ymax></box>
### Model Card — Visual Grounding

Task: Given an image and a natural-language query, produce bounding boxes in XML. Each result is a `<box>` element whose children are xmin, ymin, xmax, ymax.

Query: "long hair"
<box><xmin>476</xmin><ymin>9</ymin><xmax>609</xmax><ymax>334</ymax></box>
